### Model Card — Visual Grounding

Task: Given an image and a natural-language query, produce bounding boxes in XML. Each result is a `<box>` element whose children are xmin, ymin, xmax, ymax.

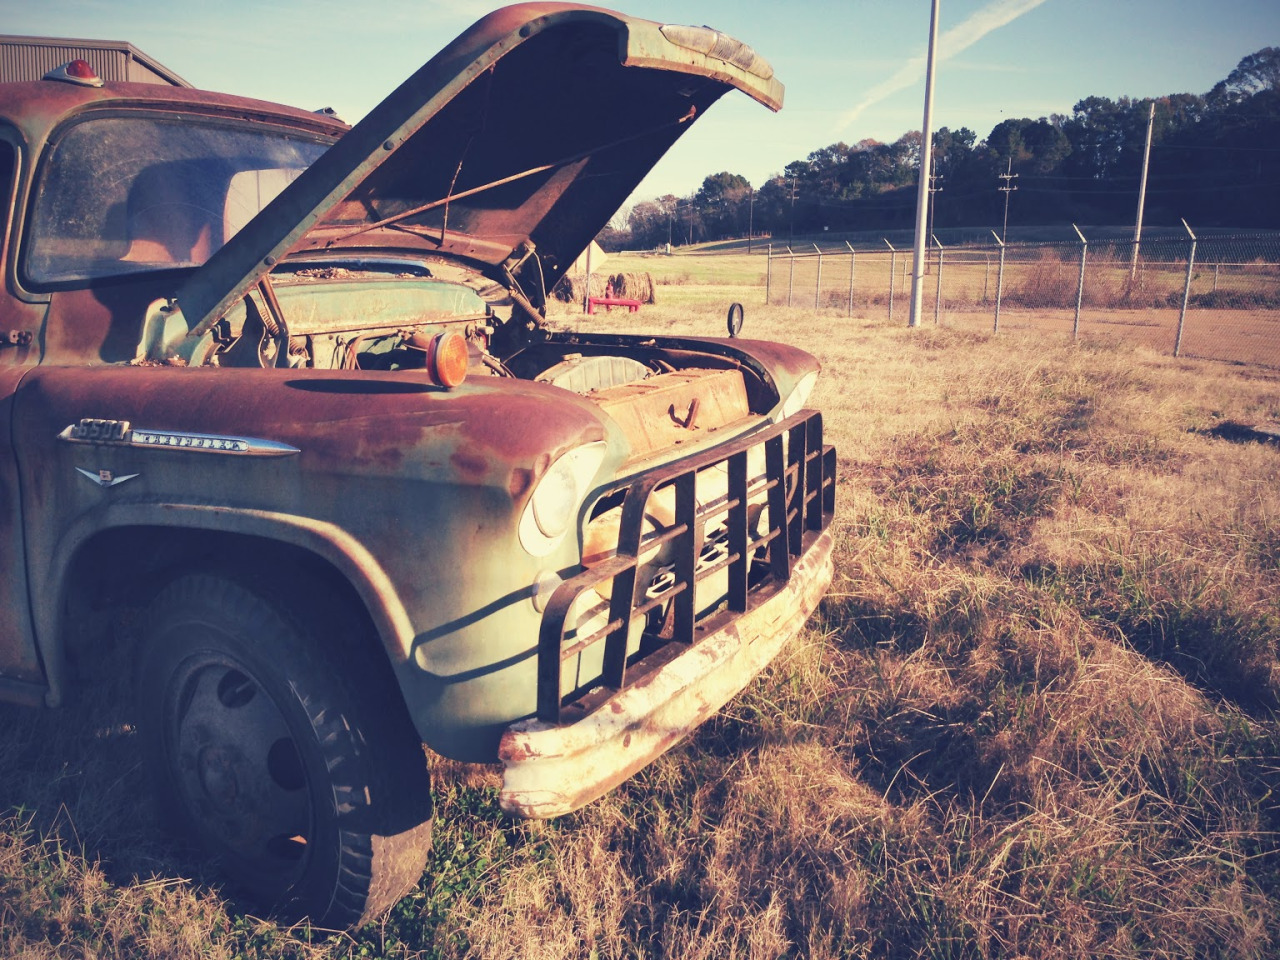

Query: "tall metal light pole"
<box><xmin>909</xmin><ymin>0</ymin><xmax>941</xmax><ymax>328</ymax></box>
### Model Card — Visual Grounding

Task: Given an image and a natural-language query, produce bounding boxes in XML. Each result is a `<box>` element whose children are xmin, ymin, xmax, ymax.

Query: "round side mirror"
<box><xmin>726</xmin><ymin>303</ymin><xmax>744</xmax><ymax>338</ymax></box>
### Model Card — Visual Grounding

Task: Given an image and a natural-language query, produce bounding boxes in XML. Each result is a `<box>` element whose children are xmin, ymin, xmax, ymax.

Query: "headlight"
<box><xmin>779</xmin><ymin>370</ymin><xmax>818</xmax><ymax>421</ymax></box>
<box><xmin>532</xmin><ymin>465</ymin><xmax>576</xmax><ymax>538</ymax></box>
<box><xmin>519</xmin><ymin>441</ymin><xmax>608</xmax><ymax>557</ymax></box>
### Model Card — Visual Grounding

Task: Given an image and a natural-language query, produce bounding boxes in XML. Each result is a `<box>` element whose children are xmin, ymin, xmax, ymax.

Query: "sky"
<box><xmin>5</xmin><ymin>0</ymin><xmax>1278</xmax><ymax>210</ymax></box>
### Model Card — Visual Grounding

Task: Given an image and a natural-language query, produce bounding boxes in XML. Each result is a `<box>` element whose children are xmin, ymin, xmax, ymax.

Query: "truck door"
<box><xmin>0</xmin><ymin>128</ymin><xmax>47</xmax><ymax>698</ymax></box>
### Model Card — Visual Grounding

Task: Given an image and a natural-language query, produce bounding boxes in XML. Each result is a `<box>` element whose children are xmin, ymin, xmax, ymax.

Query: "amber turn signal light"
<box><xmin>424</xmin><ymin>331</ymin><xmax>468</xmax><ymax>388</ymax></box>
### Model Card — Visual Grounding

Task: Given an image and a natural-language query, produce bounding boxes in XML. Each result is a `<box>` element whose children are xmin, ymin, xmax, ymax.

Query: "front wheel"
<box><xmin>137</xmin><ymin>574</ymin><xmax>433</xmax><ymax>928</ymax></box>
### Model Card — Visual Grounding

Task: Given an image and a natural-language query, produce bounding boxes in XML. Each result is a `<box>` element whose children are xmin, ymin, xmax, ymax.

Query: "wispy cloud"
<box><xmin>837</xmin><ymin>0</ymin><xmax>1051</xmax><ymax>133</ymax></box>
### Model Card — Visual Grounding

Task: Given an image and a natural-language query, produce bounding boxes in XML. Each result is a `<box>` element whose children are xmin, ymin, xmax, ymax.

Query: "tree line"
<box><xmin>605</xmin><ymin>47</ymin><xmax>1280</xmax><ymax>251</ymax></box>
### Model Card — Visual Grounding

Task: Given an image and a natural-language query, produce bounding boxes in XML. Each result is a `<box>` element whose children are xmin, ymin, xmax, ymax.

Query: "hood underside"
<box><xmin>175</xmin><ymin>2</ymin><xmax>782</xmax><ymax>334</ymax></box>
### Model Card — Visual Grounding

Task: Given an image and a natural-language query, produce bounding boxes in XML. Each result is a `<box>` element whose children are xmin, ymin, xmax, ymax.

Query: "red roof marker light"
<box><xmin>43</xmin><ymin>60</ymin><xmax>105</xmax><ymax>88</ymax></box>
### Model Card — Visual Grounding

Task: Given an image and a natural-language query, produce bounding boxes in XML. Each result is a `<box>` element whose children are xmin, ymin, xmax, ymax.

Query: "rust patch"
<box><xmin>501</xmin><ymin>739</ymin><xmax>538</xmax><ymax>762</ymax></box>
<box><xmin>508</xmin><ymin>466</ymin><xmax>534</xmax><ymax>500</ymax></box>
<box><xmin>17</xmin><ymin>366</ymin><xmax>609</xmax><ymax>485</ymax></box>
<box><xmin>450</xmin><ymin>449</ymin><xmax>488</xmax><ymax>481</ymax></box>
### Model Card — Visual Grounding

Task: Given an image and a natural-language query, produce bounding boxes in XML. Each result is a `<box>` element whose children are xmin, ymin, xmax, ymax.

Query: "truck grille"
<box><xmin>537</xmin><ymin>409</ymin><xmax>835</xmax><ymax>724</ymax></box>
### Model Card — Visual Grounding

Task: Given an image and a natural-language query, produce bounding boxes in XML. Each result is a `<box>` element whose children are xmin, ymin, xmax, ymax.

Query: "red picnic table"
<box><xmin>586</xmin><ymin>296</ymin><xmax>642</xmax><ymax>314</ymax></box>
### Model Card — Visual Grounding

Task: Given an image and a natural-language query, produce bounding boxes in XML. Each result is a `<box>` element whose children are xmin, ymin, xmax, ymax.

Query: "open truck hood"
<box><xmin>173</xmin><ymin>2</ymin><xmax>782</xmax><ymax>334</ymax></box>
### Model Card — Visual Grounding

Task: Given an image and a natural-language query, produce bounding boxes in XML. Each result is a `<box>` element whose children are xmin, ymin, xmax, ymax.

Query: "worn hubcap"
<box><xmin>168</xmin><ymin>657</ymin><xmax>313</xmax><ymax>879</ymax></box>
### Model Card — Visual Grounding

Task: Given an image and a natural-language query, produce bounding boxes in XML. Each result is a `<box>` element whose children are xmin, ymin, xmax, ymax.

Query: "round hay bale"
<box><xmin>553</xmin><ymin>275</ymin><xmax>581</xmax><ymax>303</ymax></box>
<box><xmin>553</xmin><ymin>274</ymin><xmax>613</xmax><ymax>304</ymax></box>
<box><xmin>610</xmin><ymin>272</ymin><xmax>656</xmax><ymax>304</ymax></box>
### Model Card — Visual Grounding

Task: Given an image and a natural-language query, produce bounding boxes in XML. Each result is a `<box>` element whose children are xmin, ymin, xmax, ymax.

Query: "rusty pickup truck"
<box><xmin>0</xmin><ymin>3</ymin><xmax>835</xmax><ymax>927</ymax></box>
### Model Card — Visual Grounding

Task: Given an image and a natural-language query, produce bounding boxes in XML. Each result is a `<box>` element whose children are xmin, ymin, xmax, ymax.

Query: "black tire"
<box><xmin>137</xmin><ymin>574</ymin><xmax>433</xmax><ymax>928</ymax></box>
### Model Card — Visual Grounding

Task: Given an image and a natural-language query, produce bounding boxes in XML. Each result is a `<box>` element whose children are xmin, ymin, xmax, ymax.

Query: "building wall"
<box><xmin>0</xmin><ymin>36</ymin><xmax>189</xmax><ymax>86</ymax></box>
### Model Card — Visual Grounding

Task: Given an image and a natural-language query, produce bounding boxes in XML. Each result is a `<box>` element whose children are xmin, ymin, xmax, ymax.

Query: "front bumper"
<box><xmin>498</xmin><ymin>409</ymin><xmax>835</xmax><ymax>818</ymax></box>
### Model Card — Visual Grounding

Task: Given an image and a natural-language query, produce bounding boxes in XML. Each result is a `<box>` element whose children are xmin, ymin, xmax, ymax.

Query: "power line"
<box><xmin>1152</xmin><ymin>142</ymin><xmax>1280</xmax><ymax>154</ymax></box>
<box><xmin>1015</xmin><ymin>179</ymin><xmax>1280</xmax><ymax>195</ymax></box>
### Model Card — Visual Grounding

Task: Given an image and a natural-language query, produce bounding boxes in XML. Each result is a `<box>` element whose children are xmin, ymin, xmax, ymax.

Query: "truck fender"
<box><xmin>37</xmin><ymin>501</ymin><xmax>414</xmax><ymax>707</ymax></box>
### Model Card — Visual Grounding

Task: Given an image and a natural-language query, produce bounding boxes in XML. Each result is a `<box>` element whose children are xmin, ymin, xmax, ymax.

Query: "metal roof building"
<box><xmin>0</xmin><ymin>35</ymin><xmax>190</xmax><ymax>86</ymax></box>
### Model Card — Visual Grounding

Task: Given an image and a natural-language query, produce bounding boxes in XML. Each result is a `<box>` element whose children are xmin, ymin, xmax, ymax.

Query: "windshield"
<box><xmin>25</xmin><ymin>114</ymin><xmax>332</xmax><ymax>285</ymax></box>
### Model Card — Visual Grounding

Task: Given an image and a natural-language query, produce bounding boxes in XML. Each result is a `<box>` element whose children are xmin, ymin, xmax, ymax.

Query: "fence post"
<box><xmin>932</xmin><ymin>234</ymin><xmax>944</xmax><ymax>325</ymax></box>
<box><xmin>1213</xmin><ymin>262</ymin><xmax>1219</xmax><ymax>293</ymax></box>
<box><xmin>846</xmin><ymin>241</ymin><xmax>856</xmax><ymax>317</ymax></box>
<box><xmin>983</xmin><ymin>255</ymin><xmax>991</xmax><ymax>303</ymax></box>
<box><xmin>1072</xmin><ymin>223</ymin><xmax>1088</xmax><ymax>340</ymax></box>
<box><xmin>814</xmin><ymin>243</ymin><xmax>823</xmax><ymax>310</ymax></box>
<box><xmin>1174</xmin><ymin>219</ymin><xmax>1197</xmax><ymax>358</ymax></box>
<box><xmin>991</xmin><ymin>230</ymin><xmax>1005</xmax><ymax>332</ymax></box>
<box><xmin>765</xmin><ymin>244</ymin><xmax>772</xmax><ymax>305</ymax></box>
<box><xmin>787</xmin><ymin>246</ymin><xmax>795</xmax><ymax>308</ymax></box>
<box><xmin>884</xmin><ymin>239</ymin><xmax>897</xmax><ymax>324</ymax></box>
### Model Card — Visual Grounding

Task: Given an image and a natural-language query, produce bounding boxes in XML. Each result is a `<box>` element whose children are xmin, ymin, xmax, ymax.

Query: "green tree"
<box><xmin>1063</xmin><ymin>96</ymin><xmax>1131</xmax><ymax>180</ymax></box>
<box><xmin>626</xmin><ymin>195</ymin><xmax>680</xmax><ymax>250</ymax></box>
<box><xmin>1208</xmin><ymin>47</ymin><xmax>1280</xmax><ymax>106</ymax></box>
<box><xmin>693</xmin><ymin>171</ymin><xmax>752</xmax><ymax>241</ymax></box>
<box><xmin>694</xmin><ymin>171</ymin><xmax>751</xmax><ymax>206</ymax></box>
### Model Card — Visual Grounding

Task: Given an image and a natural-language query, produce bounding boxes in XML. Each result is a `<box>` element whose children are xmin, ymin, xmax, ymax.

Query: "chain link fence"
<box><xmin>764</xmin><ymin>233</ymin><xmax>1280</xmax><ymax>368</ymax></box>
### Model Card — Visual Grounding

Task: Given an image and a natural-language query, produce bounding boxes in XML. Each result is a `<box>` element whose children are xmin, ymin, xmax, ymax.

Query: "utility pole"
<box><xmin>927</xmin><ymin>169</ymin><xmax>943</xmax><ymax>273</ymax></box>
<box><xmin>908</xmin><ymin>0</ymin><xmax>941</xmax><ymax>328</ymax></box>
<box><xmin>747</xmin><ymin>186</ymin><xmax>755</xmax><ymax>254</ymax></box>
<box><xmin>928</xmin><ymin>171</ymin><xmax>944</xmax><ymax>233</ymax></box>
<box><xmin>788</xmin><ymin>175</ymin><xmax>797</xmax><ymax>245</ymax></box>
<box><xmin>998</xmin><ymin>157</ymin><xmax>1018</xmax><ymax>242</ymax></box>
<box><xmin>1131</xmin><ymin>100</ymin><xmax>1155</xmax><ymax>279</ymax></box>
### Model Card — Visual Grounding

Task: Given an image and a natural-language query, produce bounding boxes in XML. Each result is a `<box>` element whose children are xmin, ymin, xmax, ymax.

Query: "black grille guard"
<box><xmin>537</xmin><ymin>409</ymin><xmax>836</xmax><ymax>724</ymax></box>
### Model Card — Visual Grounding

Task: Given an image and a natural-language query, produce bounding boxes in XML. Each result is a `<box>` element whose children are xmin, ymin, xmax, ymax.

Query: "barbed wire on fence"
<box><xmin>763</xmin><ymin>232</ymin><xmax>1280</xmax><ymax>369</ymax></box>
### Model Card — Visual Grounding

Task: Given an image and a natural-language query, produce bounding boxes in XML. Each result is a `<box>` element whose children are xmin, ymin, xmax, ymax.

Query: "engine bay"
<box><xmin>136</xmin><ymin>261</ymin><xmax>780</xmax><ymax>463</ymax></box>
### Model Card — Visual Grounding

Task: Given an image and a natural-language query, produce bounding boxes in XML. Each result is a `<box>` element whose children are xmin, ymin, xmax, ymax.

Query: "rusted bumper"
<box><xmin>498</xmin><ymin>409</ymin><xmax>835</xmax><ymax>818</ymax></box>
<box><xmin>498</xmin><ymin>526</ymin><xmax>833</xmax><ymax>817</ymax></box>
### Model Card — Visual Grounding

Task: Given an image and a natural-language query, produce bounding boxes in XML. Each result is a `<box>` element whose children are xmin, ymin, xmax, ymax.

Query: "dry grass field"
<box><xmin>3</xmin><ymin>255</ymin><xmax>1280</xmax><ymax>958</ymax></box>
